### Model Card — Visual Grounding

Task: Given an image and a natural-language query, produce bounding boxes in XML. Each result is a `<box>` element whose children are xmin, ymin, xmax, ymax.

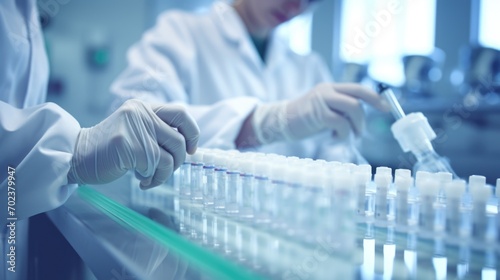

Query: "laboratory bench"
<box><xmin>47</xmin><ymin>164</ymin><xmax>500</xmax><ymax>280</ymax></box>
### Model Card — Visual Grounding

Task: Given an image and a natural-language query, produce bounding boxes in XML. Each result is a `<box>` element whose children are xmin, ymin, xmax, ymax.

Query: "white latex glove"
<box><xmin>67</xmin><ymin>99</ymin><xmax>199</xmax><ymax>189</ymax></box>
<box><xmin>252</xmin><ymin>83</ymin><xmax>388</xmax><ymax>144</ymax></box>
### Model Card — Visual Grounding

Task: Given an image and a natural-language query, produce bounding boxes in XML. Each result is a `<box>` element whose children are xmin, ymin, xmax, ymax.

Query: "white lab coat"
<box><xmin>0</xmin><ymin>1</ymin><xmax>80</xmax><ymax>278</ymax></box>
<box><xmin>111</xmin><ymin>1</ymin><xmax>336</xmax><ymax>159</ymax></box>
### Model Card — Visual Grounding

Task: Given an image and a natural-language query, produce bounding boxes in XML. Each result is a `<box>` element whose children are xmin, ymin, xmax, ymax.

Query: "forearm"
<box><xmin>235</xmin><ymin>110</ymin><xmax>261</xmax><ymax>149</ymax></box>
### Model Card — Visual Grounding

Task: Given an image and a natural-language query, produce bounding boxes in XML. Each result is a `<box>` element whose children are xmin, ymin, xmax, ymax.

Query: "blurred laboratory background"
<box><xmin>41</xmin><ymin>0</ymin><xmax>499</xmax><ymax>183</ymax></box>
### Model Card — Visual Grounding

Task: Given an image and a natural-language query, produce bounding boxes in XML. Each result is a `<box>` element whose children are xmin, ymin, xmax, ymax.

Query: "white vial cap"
<box><xmin>395</xmin><ymin>175</ymin><xmax>413</xmax><ymax>192</ymax></box>
<box><xmin>420</xmin><ymin>173</ymin><xmax>440</xmax><ymax>196</ymax></box>
<box><xmin>226</xmin><ymin>156</ymin><xmax>241</xmax><ymax>172</ymax></box>
<box><xmin>374</xmin><ymin>173</ymin><xmax>392</xmax><ymax>189</ymax></box>
<box><xmin>191</xmin><ymin>150</ymin><xmax>204</xmax><ymax>163</ymax></box>
<box><xmin>239</xmin><ymin>159</ymin><xmax>255</xmax><ymax>175</ymax></box>
<box><xmin>270</xmin><ymin>162</ymin><xmax>287</xmax><ymax>182</ymax></box>
<box><xmin>415</xmin><ymin>171</ymin><xmax>431</xmax><ymax>184</ymax></box>
<box><xmin>203</xmin><ymin>151</ymin><xmax>216</xmax><ymax>167</ymax></box>
<box><xmin>445</xmin><ymin>179</ymin><xmax>466</xmax><ymax>198</ymax></box>
<box><xmin>496</xmin><ymin>178</ymin><xmax>500</xmax><ymax>198</ymax></box>
<box><xmin>331</xmin><ymin>164</ymin><xmax>348</xmax><ymax>180</ymax></box>
<box><xmin>354</xmin><ymin>164</ymin><xmax>372</xmax><ymax>184</ymax></box>
<box><xmin>415</xmin><ymin>171</ymin><xmax>431</xmax><ymax>193</ymax></box>
<box><xmin>253</xmin><ymin>160</ymin><xmax>270</xmax><ymax>178</ymax></box>
<box><xmin>299</xmin><ymin>158</ymin><xmax>314</xmax><ymax>166</ymax></box>
<box><xmin>356</xmin><ymin>164</ymin><xmax>372</xmax><ymax>175</ymax></box>
<box><xmin>471</xmin><ymin>185</ymin><xmax>492</xmax><ymax>202</ymax></box>
<box><xmin>286</xmin><ymin>156</ymin><xmax>301</xmax><ymax>165</ymax></box>
<box><xmin>391</xmin><ymin>112</ymin><xmax>436</xmax><ymax>153</ymax></box>
<box><xmin>342</xmin><ymin>162</ymin><xmax>357</xmax><ymax>173</ymax></box>
<box><xmin>375</xmin><ymin>166</ymin><xmax>392</xmax><ymax>177</ymax></box>
<box><xmin>468</xmin><ymin>175</ymin><xmax>486</xmax><ymax>189</ymax></box>
<box><xmin>287</xmin><ymin>166</ymin><xmax>304</xmax><ymax>186</ymax></box>
<box><xmin>395</xmin><ymin>168</ymin><xmax>411</xmax><ymax>179</ymax></box>
<box><xmin>213</xmin><ymin>153</ymin><xmax>228</xmax><ymax>169</ymax></box>
<box><xmin>436</xmin><ymin>172</ymin><xmax>453</xmax><ymax>185</ymax></box>
<box><xmin>184</xmin><ymin>153</ymin><xmax>192</xmax><ymax>163</ymax></box>
<box><xmin>303</xmin><ymin>170</ymin><xmax>324</xmax><ymax>189</ymax></box>
<box><xmin>314</xmin><ymin>159</ymin><xmax>328</xmax><ymax>166</ymax></box>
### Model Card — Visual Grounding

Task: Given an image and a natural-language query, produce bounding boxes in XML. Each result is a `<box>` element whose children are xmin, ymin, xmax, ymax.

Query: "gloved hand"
<box><xmin>67</xmin><ymin>99</ymin><xmax>199</xmax><ymax>189</ymax></box>
<box><xmin>251</xmin><ymin>83</ymin><xmax>389</xmax><ymax>144</ymax></box>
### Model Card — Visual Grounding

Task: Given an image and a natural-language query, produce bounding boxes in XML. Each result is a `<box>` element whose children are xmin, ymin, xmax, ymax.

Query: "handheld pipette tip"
<box><xmin>376</xmin><ymin>83</ymin><xmax>406</xmax><ymax>120</ymax></box>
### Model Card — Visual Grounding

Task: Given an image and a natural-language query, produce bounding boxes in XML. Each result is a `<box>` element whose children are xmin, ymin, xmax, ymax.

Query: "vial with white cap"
<box><xmin>190</xmin><ymin>150</ymin><xmax>204</xmax><ymax>202</ymax></box>
<box><xmin>444</xmin><ymin>179</ymin><xmax>466</xmax><ymax>236</ymax></box>
<box><xmin>434</xmin><ymin>172</ymin><xmax>452</xmax><ymax>232</ymax></box>
<box><xmin>238</xmin><ymin>158</ymin><xmax>255</xmax><ymax>221</ymax></box>
<box><xmin>201</xmin><ymin>151</ymin><xmax>216</xmax><ymax>247</ymax></box>
<box><xmin>270</xmin><ymin>159</ymin><xmax>289</xmax><ymax>231</ymax></box>
<box><xmin>469</xmin><ymin>175</ymin><xmax>492</xmax><ymax>241</ymax></box>
<box><xmin>301</xmin><ymin>168</ymin><xmax>327</xmax><ymax>243</ymax></box>
<box><xmin>374</xmin><ymin>167</ymin><xmax>392</xmax><ymax>223</ymax></box>
<box><xmin>407</xmin><ymin>171</ymin><xmax>422</xmax><ymax>228</ymax></box>
<box><xmin>497</xmin><ymin>179</ymin><xmax>500</xmax><ymax>242</ymax></box>
<box><xmin>212</xmin><ymin>153</ymin><xmax>228</xmax><ymax>251</ymax></box>
<box><xmin>225</xmin><ymin>157</ymin><xmax>240</xmax><ymax>216</ymax></box>
<box><xmin>253</xmin><ymin>160</ymin><xmax>272</xmax><ymax>227</ymax></box>
<box><xmin>189</xmin><ymin>150</ymin><xmax>205</xmax><ymax>241</ymax></box>
<box><xmin>394</xmin><ymin>169</ymin><xmax>412</xmax><ymax>228</ymax></box>
<box><xmin>377</xmin><ymin>84</ymin><xmax>457</xmax><ymax>177</ymax></box>
<box><xmin>354</xmin><ymin>164</ymin><xmax>372</xmax><ymax>217</ymax></box>
<box><xmin>417</xmin><ymin>172</ymin><xmax>440</xmax><ymax>233</ymax></box>
<box><xmin>178</xmin><ymin>154</ymin><xmax>192</xmax><ymax>236</ymax></box>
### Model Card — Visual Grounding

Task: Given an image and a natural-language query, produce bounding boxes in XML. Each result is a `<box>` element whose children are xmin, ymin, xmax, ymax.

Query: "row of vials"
<box><xmin>130</xmin><ymin>148</ymin><xmax>499</xmax><ymax>278</ymax></box>
<box><xmin>173</xmin><ymin>148</ymin><xmax>499</xmax><ymax>246</ymax></box>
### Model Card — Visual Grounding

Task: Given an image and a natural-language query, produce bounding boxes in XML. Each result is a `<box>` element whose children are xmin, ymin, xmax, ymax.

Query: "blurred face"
<box><xmin>234</xmin><ymin>0</ymin><xmax>314</xmax><ymax>37</ymax></box>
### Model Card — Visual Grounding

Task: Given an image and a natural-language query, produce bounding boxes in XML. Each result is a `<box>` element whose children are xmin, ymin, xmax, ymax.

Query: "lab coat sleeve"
<box><xmin>110</xmin><ymin>11</ymin><xmax>260</xmax><ymax>149</ymax></box>
<box><xmin>110</xmin><ymin>11</ymin><xmax>196</xmax><ymax>107</ymax></box>
<box><xmin>186</xmin><ymin>97</ymin><xmax>260</xmax><ymax>149</ymax></box>
<box><xmin>309</xmin><ymin>52</ymin><xmax>334</xmax><ymax>84</ymax></box>
<box><xmin>0</xmin><ymin>101</ymin><xmax>80</xmax><ymax>221</ymax></box>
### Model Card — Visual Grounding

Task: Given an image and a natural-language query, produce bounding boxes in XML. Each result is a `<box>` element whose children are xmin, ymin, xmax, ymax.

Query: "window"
<box><xmin>339</xmin><ymin>0</ymin><xmax>436</xmax><ymax>85</ymax></box>
<box><xmin>276</xmin><ymin>12</ymin><xmax>313</xmax><ymax>55</ymax></box>
<box><xmin>478</xmin><ymin>0</ymin><xmax>500</xmax><ymax>49</ymax></box>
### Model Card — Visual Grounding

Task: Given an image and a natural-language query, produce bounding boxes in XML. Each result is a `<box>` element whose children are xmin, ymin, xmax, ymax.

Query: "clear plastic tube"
<box><xmin>395</xmin><ymin>169</ymin><xmax>412</xmax><ymax>228</ymax></box>
<box><xmin>470</xmin><ymin>175</ymin><xmax>491</xmax><ymax>241</ymax></box>
<box><xmin>202</xmin><ymin>152</ymin><xmax>216</xmax><ymax>247</ymax></box>
<box><xmin>354</xmin><ymin>164</ymin><xmax>372</xmax><ymax>217</ymax></box>
<box><xmin>190</xmin><ymin>151</ymin><xmax>204</xmax><ymax>241</ymax></box>
<box><xmin>179</xmin><ymin>156</ymin><xmax>192</xmax><ymax>236</ymax></box>
<box><xmin>418</xmin><ymin>172</ymin><xmax>439</xmax><ymax>233</ymax></box>
<box><xmin>225</xmin><ymin>158</ymin><xmax>240</xmax><ymax>216</ymax></box>
<box><xmin>239</xmin><ymin>159</ymin><xmax>255</xmax><ymax>221</ymax></box>
<box><xmin>213</xmin><ymin>154</ymin><xmax>228</xmax><ymax>251</ymax></box>
<box><xmin>445</xmin><ymin>180</ymin><xmax>466</xmax><ymax>236</ymax></box>
<box><xmin>374</xmin><ymin>167</ymin><xmax>392</xmax><ymax>223</ymax></box>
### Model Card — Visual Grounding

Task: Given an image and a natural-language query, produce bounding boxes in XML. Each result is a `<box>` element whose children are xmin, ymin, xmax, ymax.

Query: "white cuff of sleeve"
<box><xmin>251</xmin><ymin>102</ymin><xmax>292</xmax><ymax>145</ymax></box>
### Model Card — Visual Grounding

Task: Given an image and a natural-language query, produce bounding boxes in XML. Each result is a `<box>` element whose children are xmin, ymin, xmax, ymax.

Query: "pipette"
<box><xmin>377</xmin><ymin>83</ymin><xmax>406</xmax><ymax>120</ymax></box>
<box><xmin>376</xmin><ymin>83</ymin><xmax>457</xmax><ymax>177</ymax></box>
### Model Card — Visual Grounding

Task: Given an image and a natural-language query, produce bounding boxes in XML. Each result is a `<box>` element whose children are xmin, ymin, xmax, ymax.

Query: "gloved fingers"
<box><xmin>320</xmin><ymin>91</ymin><xmax>365</xmax><ymax>136</ymax></box>
<box><xmin>140</xmin><ymin>149</ymin><xmax>174</xmax><ymax>190</ymax></box>
<box><xmin>330</xmin><ymin>83</ymin><xmax>390</xmax><ymax>112</ymax></box>
<box><xmin>151</xmin><ymin>104</ymin><xmax>200</xmax><ymax>154</ymax></box>
<box><xmin>323</xmin><ymin>109</ymin><xmax>352</xmax><ymax>140</ymax></box>
<box><xmin>156</xmin><ymin>124</ymin><xmax>187</xmax><ymax>171</ymax></box>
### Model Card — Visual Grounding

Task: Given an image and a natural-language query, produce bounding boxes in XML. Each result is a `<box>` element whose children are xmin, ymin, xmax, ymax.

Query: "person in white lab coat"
<box><xmin>0</xmin><ymin>0</ymin><xmax>199</xmax><ymax>278</ymax></box>
<box><xmin>111</xmin><ymin>0</ymin><xmax>389</xmax><ymax>161</ymax></box>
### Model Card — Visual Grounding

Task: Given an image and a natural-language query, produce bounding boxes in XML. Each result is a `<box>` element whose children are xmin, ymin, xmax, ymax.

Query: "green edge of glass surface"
<box><xmin>78</xmin><ymin>185</ymin><xmax>264</xmax><ymax>280</ymax></box>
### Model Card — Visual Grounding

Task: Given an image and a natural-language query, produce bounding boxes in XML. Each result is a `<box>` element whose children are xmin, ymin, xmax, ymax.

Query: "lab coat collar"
<box><xmin>211</xmin><ymin>1</ymin><xmax>288</xmax><ymax>71</ymax></box>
